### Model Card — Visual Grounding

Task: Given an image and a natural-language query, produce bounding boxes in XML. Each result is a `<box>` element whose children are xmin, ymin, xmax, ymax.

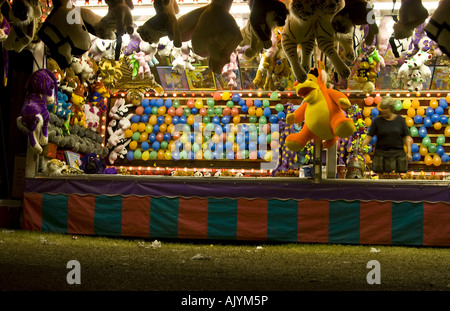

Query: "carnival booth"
<box><xmin>3</xmin><ymin>0</ymin><xmax>450</xmax><ymax>246</ymax></box>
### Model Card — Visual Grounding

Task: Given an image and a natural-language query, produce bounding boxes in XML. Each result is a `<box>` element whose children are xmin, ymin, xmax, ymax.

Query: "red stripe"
<box><xmin>122</xmin><ymin>196</ymin><xmax>151</xmax><ymax>238</ymax></box>
<box><xmin>423</xmin><ymin>202</ymin><xmax>450</xmax><ymax>246</ymax></box>
<box><xmin>178</xmin><ymin>198</ymin><xmax>208</xmax><ymax>239</ymax></box>
<box><xmin>360</xmin><ymin>201</ymin><xmax>392</xmax><ymax>245</ymax></box>
<box><xmin>22</xmin><ymin>193</ymin><xmax>43</xmax><ymax>231</ymax></box>
<box><xmin>68</xmin><ymin>194</ymin><xmax>95</xmax><ymax>235</ymax></box>
<box><xmin>237</xmin><ymin>199</ymin><xmax>268</xmax><ymax>241</ymax></box>
<box><xmin>298</xmin><ymin>199</ymin><xmax>329</xmax><ymax>243</ymax></box>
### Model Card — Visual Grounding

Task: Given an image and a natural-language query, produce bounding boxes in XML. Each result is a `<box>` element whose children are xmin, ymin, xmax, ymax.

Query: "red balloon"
<box><xmin>199</xmin><ymin>107</ymin><xmax>207</xmax><ymax>116</ymax></box>
<box><xmin>167</xmin><ymin>106</ymin><xmax>176</xmax><ymax>116</ymax></box>
<box><xmin>156</xmin><ymin>132</ymin><xmax>164</xmax><ymax>142</ymax></box>
<box><xmin>187</xmin><ymin>99</ymin><xmax>195</xmax><ymax>108</ymax></box>
<box><xmin>223</xmin><ymin>107</ymin><xmax>231</xmax><ymax>116</ymax></box>
<box><xmin>176</xmin><ymin>107</ymin><xmax>184</xmax><ymax>117</ymax></box>
<box><xmin>231</xmin><ymin>107</ymin><xmax>239</xmax><ymax>116</ymax></box>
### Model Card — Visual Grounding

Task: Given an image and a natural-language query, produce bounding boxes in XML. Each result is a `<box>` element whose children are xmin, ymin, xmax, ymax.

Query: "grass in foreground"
<box><xmin>1</xmin><ymin>229</ymin><xmax>450</xmax><ymax>291</ymax></box>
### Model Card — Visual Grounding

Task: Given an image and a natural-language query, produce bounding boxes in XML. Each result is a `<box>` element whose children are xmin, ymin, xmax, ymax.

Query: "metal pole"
<box><xmin>313</xmin><ymin>139</ymin><xmax>323</xmax><ymax>183</ymax></box>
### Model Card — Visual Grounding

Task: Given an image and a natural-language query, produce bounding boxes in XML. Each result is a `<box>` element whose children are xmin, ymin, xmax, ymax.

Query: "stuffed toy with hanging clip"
<box><xmin>17</xmin><ymin>69</ymin><xmax>59</xmax><ymax>154</ymax></box>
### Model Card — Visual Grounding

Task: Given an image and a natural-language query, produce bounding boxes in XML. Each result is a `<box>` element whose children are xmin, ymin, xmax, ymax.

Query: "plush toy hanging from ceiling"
<box><xmin>425</xmin><ymin>0</ymin><xmax>450</xmax><ymax>57</ymax></box>
<box><xmin>37</xmin><ymin>0</ymin><xmax>103</xmax><ymax>69</ymax></box>
<box><xmin>0</xmin><ymin>11</ymin><xmax>10</xmax><ymax>86</ymax></box>
<box><xmin>393</xmin><ymin>0</ymin><xmax>429</xmax><ymax>39</ymax></box>
<box><xmin>331</xmin><ymin>0</ymin><xmax>379</xmax><ymax>46</ymax></box>
<box><xmin>137</xmin><ymin>0</ymin><xmax>182</xmax><ymax>48</ymax></box>
<box><xmin>16</xmin><ymin>69</ymin><xmax>58</xmax><ymax>154</ymax></box>
<box><xmin>94</xmin><ymin>0</ymin><xmax>134</xmax><ymax>40</ymax></box>
<box><xmin>284</xmin><ymin>61</ymin><xmax>355</xmax><ymax>152</ymax></box>
<box><xmin>4</xmin><ymin>0</ymin><xmax>41</xmax><ymax>53</ymax></box>
<box><xmin>281</xmin><ymin>0</ymin><xmax>351</xmax><ymax>83</ymax></box>
<box><xmin>176</xmin><ymin>0</ymin><xmax>243</xmax><ymax>74</ymax></box>
<box><xmin>238</xmin><ymin>0</ymin><xmax>289</xmax><ymax>60</ymax></box>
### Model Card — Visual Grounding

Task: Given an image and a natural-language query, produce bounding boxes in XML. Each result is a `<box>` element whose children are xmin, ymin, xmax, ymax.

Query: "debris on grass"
<box><xmin>2</xmin><ymin>230</ymin><xmax>14</xmax><ymax>234</ymax></box>
<box><xmin>39</xmin><ymin>236</ymin><xmax>57</xmax><ymax>245</ymax></box>
<box><xmin>137</xmin><ymin>240</ymin><xmax>161</xmax><ymax>249</ymax></box>
<box><xmin>190</xmin><ymin>254</ymin><xmax>211</xmax><ymax>261</ymax></box>
<box><xmin>370</xmin><ymin>247</ymin><xmax>381</xmax><ymax>253</ymax></box>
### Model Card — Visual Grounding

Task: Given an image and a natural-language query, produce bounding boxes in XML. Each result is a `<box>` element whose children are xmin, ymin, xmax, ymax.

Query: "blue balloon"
<box><xmin>258</xmin><ymin>134</ymin><xmax>267</xmax><ymax>145</ymax></box>
<box><xmin>214</xmin><ymin>125</ymin><xmax>223</xmax><ymax>135</ymax></box>
<box><xmin>442</xmin><ymin>154</ymin><xmax>450</xmax><ymax>163</ymax></box>
<box><xmin>232</xmin><ymin>93</ymin><xmax>241</xmax><ymax>102</ymax></box>
<box><xmin>164</xmin><ymin>99</ymin><xmax>172</xmax><ymax>108</ymax></box>
<box><xmin>172</xmin><ymin>150</ymin><xmax>180</xmax><ymax>160</ymax></box>
<box><xmin>414</xmin><ymin>115</ymin><xmax>423</xmax><ymax>124</ymax></box>
<box><xmin>370</xmin><ymin>135</ymin><xmax>377</xmax><ymax>144</ymax></box>
<box><xmin>187</xmin><ymin>151</ymin><xmax>195</xmax><ymax>160</ymax></box>
<box><xmin>226</xmin><ymin>151</ymin><xmax>235</xmax><ymax>159</ymax></box>
<box><xmin>426</xmin><ymin>107</ymin><xmax>434</xmax><ymax>117</ymax></box>
<box><xmin>156</xmin><ymin>98</ymin><xmax>164</xmax><ymax>107</ymax></box>
<box><xmin>126</xmin><ymin>151</ymin><xmax>134</xmax><ymax>161</ymax></box>
<box><xmin>140</xmin><ymin>114</ymin><xmax>149</xmax><ymax>123</ymax></box>
<box><xmin>174</xmin><ymin>141</ymin><xmax>183</xmax><ymax>150</ymax></box>
<box><xmin>254</xmin><ymin>99</ymin><xmax>262</xmax><ymax>107</ymax></box>
<box><xmin>440</xmin><ymin>115</ymin><xmax>448</xmax><ymax>124</ymax></box>
<box><xmin>212</xmin><ymin>151</ymin><xmax>220</xmax><ymax>159</ymax></box>
<box><xmin>225</xmin><ymin>141</ymin><xmax>233</xmax><ymax>151</ymax></box>
<box><xmin>141</xmin><ymin>141</ymin><xmax>150</xmax><ymax>151</ymax></box>
<box><xmin>216</xmin><ymin>142</ymin><xmax>224</xmax><ymax>152</ymax></box>
<box><xmin>179</xmin><ymin>116</ymin><xmax>187</xmax><ymax>124</ymax></box>
<box><xmin>436</xmin><ymin>145</ymin><xmax>445</xmax><ymax>156</ymax></box>
<box><xmin>172</xmin><ymin>115</ymin><xmax>179</xmax><ymax>125</ymax></box>
<box><xmin>439</xmin><ymin>98</ymin><xmax>448</xmax><ymax>109</ymax></box>
<box><xmin>411</xmin><ymin>143</ymin><xmax>419</xmax><ymax>153</ymax></box>
<box><xmin>221</xmin><ymin>115</ymin><xmax>231</xmax><ymax>124</ymax></box>
<box><xmin>153</xmin><ymin>124</ymin><xmax>160</xmax><ymax>133</ymax></box>
<box><xmin>141</xmin><ymin>98</ymin><xmax>150</xmax><ymax>107</ymax></box>
<box><xmin>236</xmin><ymin>133</ymin><xmax>244</xmax><ymax>145</ymax></box>
<box><xmin>144</xmin><ymin>106</ymin><xmax>152</xmax><ymax>115</ymax></box>
<box><xmin>152</xmin><ymin>141</ymin><xmax>160</xmax><ymax>150</ymax></box>
<box><xmin>240</xmin><ymin>105</ymin><xmax>249</xmax><ymax>113</ymax></box>
<box><xmin>431</xmin><ymin>114</ymin><xmax>440</xmax><ymax>123</ymax></box>
<box><xmin>371</xmin><ymin>108</ymin><xmax>379</xmax><ymax>117</ymax></box>
<box><xmin>163</xmin><ymin>133</ymin><xmax>171</xmax><ymax>141</ymax></box>
<box><xmin>239</xmin><ymin>143</ymin><xmax>247</xmax><ymax>151</ymax></box>
<box><xmin>239</xmin><ymin>99</ymin><xmax>245</xmax><ymax>106</ymax></box>
<box><xmin>189</xmin><ymin>132</ymin><xmax>195</xmax><ymax>143</ymax></box>
<box><xmin>435</xmin><ymin>106</ymin><xmax>444</xmax><ymax>116</ymax></box>
<box><xmin>257</xmin><ymin>150</ymin><xmax>266</xmax><ymax>159</ymax></box>
<box><xmin>418</xmin><ymin>126</ymin><xmax>427</xmax><ymax>138</ymax></box>
<box><xmin>190</xmin><ymin>107</ymin><xmax>198</xmax><ymax>115</ymax></box>
<box><xmin>149</xmin><ymin>99</ymin><xmax>156</xmax><ymax>106</ymax></box>
<box><xmin>249</xmin><ymin>142</ymin><xmax>257</xmax><ymax>151</ymax></box>
<box><xmin>269</xmin><ymin>115</ymin><xmax>279</xmax><ymax>123</ymax></box>
<box><xmin>207</xmin><ymin>142</ymin><xmax>216</xmax><ymax>152</ymax></box>
<box><xmin>263</xmin><ymin>107</ymin><xmax>272</xmax><ymax>117</ymax></box>
<box><xmin>157</xmin><ymin>115</ymin><xmax>165</xmax><ymax>125</ymax></box>
<box><xmin>277</xmin><ymin>111</ymin><xmax>286</xmax><ymax>119</ymax></box>
<box><xmin>423</xmin><ymin>117</ymin><xmax>432</xmax><ymax>127</ymax></box>
<box><xmin>412</xmin><ymin>153</ymin><xmax>421</xmax><ymax>162</ymax></box>
<box><xmin>131</xmin><ymin>115</ymin><xmax>141</xmax><ymax>123</ymax></box>
<box><xmin>149</xmin><ymin>133</ymin><xmax>156</xmax><ymax>142</ymax></box>
<box><xmin>212</xmin><ymin>116</ymin><xmax>221</xmax><ymax>124</ymax></box>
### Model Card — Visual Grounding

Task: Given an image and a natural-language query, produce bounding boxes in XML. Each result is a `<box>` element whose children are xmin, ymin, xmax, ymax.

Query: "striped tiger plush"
<box><xmin>281</xmin><ymin>0</ymin><xmax>351</xmax><ymax>83</ymax></box>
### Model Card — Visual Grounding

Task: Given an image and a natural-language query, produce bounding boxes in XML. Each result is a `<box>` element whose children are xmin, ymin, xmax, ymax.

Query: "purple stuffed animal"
<box><xmin>16</xmin><ymin>68</ymin><xmax>58</xmax><ymax>154</ymax></box>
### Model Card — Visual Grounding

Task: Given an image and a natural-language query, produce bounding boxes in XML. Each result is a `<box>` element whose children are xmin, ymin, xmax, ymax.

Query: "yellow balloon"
<box><xmin>139</xmin><ymin>132</ymin><xmax>148</xmax><ymax>142</ymax></box>
<box><xmin>142</xmin><ymin>150</ymin><xmax>149</xmax><ymax>161</ymax></box>
<box><xmin>130</xmin><ymin>123</ymin><xmax>139</xmax><ymax>132</ymax></box>
<box><xmin>407</xmin><ymin>108</ymin><xmax>416</xmax><ymax>118</ymax></box>
<box><xmin>212</xmin><ymin>134</ymin><xmax>220</xmax><ymax>144</ymax></box>
<box><xmin>195</xmin><ymin>151</ymin><xmax>203</xmax><ymax>159</ymax></box>
<box><xmin>416</xmin><ymin>106</ymin><xmax>425</xmax><ymax>116</ymax></box>
<box><xmin>157</xmin><ymin>106</ymin><xmax>166</xmax><ymax>115</ymax></box>
<box><xmin>363</xmin><ymin>107</ymin><xmax>372</xmax><ymax>117</ymax></box>
<box><xmin>424</xmin><ymin>154</ymin><xmax>433</xmax><ymax>165</ymax></box>
<box><xmin>138</xmin><ymin>122</ymin><xmax>146</xmax><ymax>132</ymax></box>
<box><xmin>405</xmin><ymin>116</ymin><xmax>414</xmax><ymax>127</ymax></box>
<box><xmin>168</xmin><ymin>141</ymin><xmax>175</xmax><ymax>151</ymax></box>
<box><xmin>433</xmin><ymin>155</ymin><xmax>442</xmax><ymax>166</ymax></box>
<box><xmin>364</xmin><ymin>117</ymin><xmax>372</xmax><ymax>127</ymax></box>
<box><xmin>233</xmin><ymin>115</ymin><xmax>241</xmax><ymax>124</ymax></box>
<box><xmin>157</xmin><ymin>149</ymin><xmax>165</xmax><ymax>159</ymax></box>
<box><xmin>434</xmin><ymin>122</ymin><xmax>443</xmax><ymax>130</ymax></box>
<box><xmin>256</xmin><ymin>107</ymin><xmax>263</xmax><ymax>117</ymax></box>
<box><xmin>164</xmin><ymin>151</ymin><xmax>172</xmax><ymax>160</ymax></box>
<box><xmin>184</xmin><ymin>142</ymin><xmax>192</xmax><ymax>151</ymax></box>
<box><xmin>180</xmin><ymin>133</ymin><xmax>189</xmax><ymax>144</ymax></box>
<box><xmin>402</xmin><ymin>99</ymin><xmax>412</xmax><ymax>109</ymax></box>
<box><xmin>149</xmin><ymin>115</ymin><xmax>157</xmax><ymax>125</ymax></box>
<box><xmin>125</xmin><ymin>129</ymin><xmax>133</xmax><ymax>138</ymax></box>
<box><xmin>429</xmin><ymin>99</ymin><xmax>438</xmax><ymax>109</ymax></box>
<box><xmin>187</xmin><ymin>114</ymin><xmax>195</xmax><ymax>125</ymax></box>
<box><xmin>167</xmin><ymin>124</ymin><xmax>174</xmax><ymax>134</ymax></box>
<box><xmin>419</xmin><ymin>145</ymin><xmax>428</xmax><ymax>156</ymax></box>
<box><xmin>271</xmin><ymin>131</ymin><xmax>280</xmax><ymax>141</ymax></box>
<box><xmin>195</xmin><ymin>100</ymin><xmax>203</xmax><ymax>109</ymax></box>
<box><xmin>222</xmin><ymin>92</ymin><xmax>230</xmax><ymax>101</ymax></box>
<box><xmin>411</xmin><ymin>99</ymin><xmax>420</xmax><ymax>109</ymax></box>
<box><xmin>129</xmin><ymin>140</ymin><xmax>138</xmax><ymax>150</ymax></box>
<box><xmin>196</xmin><ymin>134</ymin><xmax>203</xmax><ymax>145</ymax></box>
<box><xmin>165</xmin><ymin>115</ymin><xmax>172</xmax><ymax>125</ymax></box>
<box><xmin>264</xmin><ymin>151</ymin><xmax>272</xmax><ymax>161</ymax></box>
<box><xmin>445</xmin><ymin>126</ymin><xmax>450</xmax><ymax>137</ymax></box>
<box><xmin>159</xmin><ymin>123</ymin><xmax>167</xmax><ymax>133</ymax></box>
<box><xmin>248</xmin><ymin>106</ymin><xmax>256</xmax><ymax>116</ymax></box>
<box><xmin>145</xmin><ymin>124</ymin><xmax>153</xmax><ymax>133</ymax></box>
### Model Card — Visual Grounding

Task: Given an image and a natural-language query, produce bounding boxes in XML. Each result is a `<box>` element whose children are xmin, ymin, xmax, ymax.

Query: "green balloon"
<box><xmin>428</xmin><ymin>143</ymin><xmax>437</xmax><ymax>153</ymax></box>
<box><xmin>183</xmin><ymin>124</ymin><xmax>191</xmax><ymax>132</ymax></box>
<box><xmin>214</xmin><ymin>107</ymin><xmax>223</xmax><ymax>115</ymax></box>
<box><xmin>206</xmin><ymin>123</ymin><xmax>215</xmax><ymax>132</ymax></box>
<box><xmin>179</xmin><ymin>150</ymin><xmax>187</xmax><ymax>159</ymax></box>
<box><xmin>132</xmin><ymin>132</ymin><xmax>140</xmax><ymax>141</ymax></box>
<box><xmin>249</xmin><ymin>115</ymin><xmax>257</xmax><ymax>123</ymax></box>
<box><xmin>183</xmin><ymin>108</ymin><xmax>191</xmax><ymax>116</ymax></box>
<box><xmin>422</xmin><ymin>136</ymin><xmax>431</xmax><ymax>147</ymax></box>
<box><xmin>160</xmin><ymin>141</ymin><xmax>168</xmax><ymax>149</ymax></box>
<box><xmin>207</xmin><ymin>107</ymin><xmax>215</xmax><ymax>116</ymax></box>
<box><xmin>226</xmin><ymin>100</ymin><xmax>234</xmax><ymax>108</ymax></box>
<box><xmin>275</xmin><ymin>103</ymin><xmax>284</xmax><ymax>112</ymax></box>
<box><xmin>270</xmin><ymin>92</ymin><xmax>279</xmax><ymax>101</ymax></box>
<box><xmin>410</xmin><ymin>126</ymin><xmax>418</xmax><ymax>137</ymax></box>
<box><xmin>173</xmin><ymin>100</ymin><xmax>180</xmax><ymax>108</ymax></box>
<box><xmin>259</xmin><ymin>116</ymin><xmax>267</xmax><ymax>124</ymax></box>
<box><xmin>266</xmin><ymin>135</ymin><xmax>272</xmax><ymax>143</ymax></box>
<box><xmin>134</xmin><ymin>149</ymin><xmax>142</xmax><ymax>159</ymax></box>
<box><xmin>203</xmin><ymin>116</ymin><xmax>211</xmax><ymax>124</ymax></box>
<box><xmin>436</xmin><ymin>135</ymin><xmax>446</xmax><ymax>146</ymax></box>
<box><xmin>249</xmin><ymin>131</ymin><xmax>258</xmax><ymax>141</ymax></box>
<box><xmin>152</xmin><ymin>106</ymin><xmax>158</xmax><ymax>115</ymax></box>
<box><xmin>204</xmin><ymin>150</ymin><xmax>212</xmax><ymax>160</ymax></box>
<box><xmin>394</xmin><ymin>100</ymin><xmax>403</xmax><ymax>111</ymax></box>
<box><xmin>207</xmin><ymin>98</ymin><xmax>215</xmax><ymax>107</ymax></box>
<box><xmin>150</xmin><ymin>150</ymin><xmax>157</xmax><ymax>160</ymax></box>
<box><xmin>241</xmin><ymin>150</ymin><xmax>249</xmax><ymax>159</ymax></box>
<box><xmin>192</xmin><ymin>143</ymin><xmax>200</xmax><ymax>153</ymax></box>
<box><xmin>263</xmin><ymin>99</ymin><xmax>270</xmax><ymax>107</ymax></box>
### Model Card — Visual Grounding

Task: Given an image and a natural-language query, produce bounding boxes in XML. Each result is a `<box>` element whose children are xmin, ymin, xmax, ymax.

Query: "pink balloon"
<box><xmin>176</xmin><ymin>107</ymin><xmax>184</xmax><ymax>117</ymax></box>
<box><xmin>213</xmin><ymin>92</ymin><xmax>222</xmax><ymax>101</ymax></box>
<box><xmin>199</xmin><ymin>107</ymin><xmax>207</xmax><ymax>116</ymax></box>
<box><xmin>167</xmin><ymin>106</ymin><xmax>176</xmax><ymax>116</ymax></box>
<box><xmin>223</xmin><ymin>107</ymin><xmax>231</xmax><ymax>116</ymax></box>
<box><xmin>156</xmin><ymin>132</ymin><xmax>164</xmax><ymax>142</ymax></box>
<box><xmin>135</xmin><ymin>106</ymin><xmax>144</xmax><ymax>115</ymax></box>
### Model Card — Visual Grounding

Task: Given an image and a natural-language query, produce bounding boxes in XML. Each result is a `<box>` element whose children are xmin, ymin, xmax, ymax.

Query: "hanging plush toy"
<box><xmin>281</xmin><ymin>0</ymin><xmax>351</xmax><ymax>83</ymax></box>
<box><xmin>5</xmin><ymin>0</ymin><xmax>41</xmax><ymax>53</ymax></box>
<box><xmin>425</xmin><ymin>0</ymin><xmax>450</xmax><ymax>57</ymax></box>
<box><xmin>94</xmin><ymin>0</ymin><xmax>134</xmax><ymax>39</ymax></box>
<box><xmin>38</xmin><ymin>0</ymin><xmax>102</xmax><ymax>69</ymax></box>
<box><xmin>239</xmin><ymin>0</ymin><xmax>289</xmax><ymax>60</ymax></box>
<box><xmin>137</xmin><ymin>0</ymin><xmax>182</xmax><ymax>48</ymax></box>
<box><xmin>393</xmin><ymin>0</ymin><xmax>429</xmax><ymax>39</ymax></box>
<box><xmin>17</xmin><ymin>69</ymin><xmax>59</xmax><ymax>154</ymax></box>
<box><xmin>176</xmin><ymin>0</ymin><xmax>243</xmax><ymax>74</ymax></box>
<box><xmin>284</xmin><ymin>62</ymin><xmax>355</xmax><ymax>152</ymax></box>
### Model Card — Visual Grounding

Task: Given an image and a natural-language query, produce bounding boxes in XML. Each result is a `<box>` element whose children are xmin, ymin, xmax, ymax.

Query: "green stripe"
<box><xmin>150</xmin><ymin>197</ymin><xmax>179</xmax><ymax>238</ymax></box>
<box><xmin>329</xmin><ymin>201</ymin><xmax>360</xmax><ymax>244</ymax></box>
<box><xmin>42</xmin><ymin>194</ymin><xmax>68</xmax><ymax>233</ymax></box>
<box><xmin>267</xmin><ymin>199</ymin><xmax>298</xmax><ymax>242</ymax></box>
<box><xmin>207</xmin><ymin>198</ymin><xmax>238</xmax><ymax>240</ymax></box>
<box><xmin>94</xmin><ymin>195</ymin><xmax>123</xmax><ymax>236</ymax></box>
<box><xmin>392</xmin><ymin>202</ymin><xmax>423</xmax><ymax>245</ymax></box>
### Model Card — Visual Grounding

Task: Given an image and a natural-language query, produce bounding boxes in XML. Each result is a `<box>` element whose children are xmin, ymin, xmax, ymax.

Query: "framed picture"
<box><xmin>65</xmin><ymin>151</ymin><xmax>81</xmax><ymax>168</ymax></box>
<box><xmin>185</xmin><ymin>66</ymin><xmax>217</xmax><ymax>91</ymax></box>
<box><xmin>156</xmin><ymin>66</ymin><xmax>189</xmax><ymax>91</ymax></box>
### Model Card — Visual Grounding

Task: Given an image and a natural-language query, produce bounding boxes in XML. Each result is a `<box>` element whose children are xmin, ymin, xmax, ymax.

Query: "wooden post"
<box><xmin>313</xmin><ymin>139</ymin><xmax>323</xmax><ymax>183</ymax></box>
<box><xmin>326</xmin><ymin>143</ymin><xmax>337</xmax><ymax>179</ymax></box>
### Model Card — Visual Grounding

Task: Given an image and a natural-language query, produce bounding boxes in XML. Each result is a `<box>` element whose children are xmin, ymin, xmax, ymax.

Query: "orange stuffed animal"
<box><xmin>285</xmin><ymin>62</ymin><xmax>355</xmax><ymax>152</ymax></box>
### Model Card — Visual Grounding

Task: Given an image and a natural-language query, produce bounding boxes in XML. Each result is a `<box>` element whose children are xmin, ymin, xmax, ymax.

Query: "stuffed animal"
<box><xmin>0</xmin><ymin>13</ymin><xmax>10</xmax><ymax>86</ymax></box>
<box><xmin>89</xmin><ymin>81</ymin><xmax>110</xmax><ymax>112</ymax></box>
<box><xmin>239</xmin><ymin>0</ymin><xmax>289</xmax><ymax>60</ymax></box>
<box><xmin>4</xmin><ymin>0</ymin><xmax>41</xmax><ymax>53</ymax></box>
<box><xmin>17</xmin><ymin>69</ymin><xmax>59</xmax><ymax>154</ymax></box>
<box><xmin>38</xmin><ymin>0</ymin><xmax>102</xmax><ymax>69</ymax></box>
<box><xmin>332</xmin><ymin>0</ymin><xmax>378</xmax><ymax>46</ymax></box>
<box><xmin>130</xmin><ymin>51</ymin><xmax>152</xmax><ymax>79</ymax></box>
<box><xmin>137</xmin><ymin>0</ymin><xmax>181</xmax><ymax>48</ymax></box>
<box><xmin>126</xmin><ymin>89</ymin><xmax>145</xmax><ymax>106</ymax></box>
<box><xmin>425</xmin><ymin>0</ymin><xmax>450</xmax><ymax>57</ymax></box>
<box><xmin>397</xmin><ymin>50</ymin><xmax>432</xmax><ymax>90</ymax></box>
<box><xmin>284</xmin><ymin>62</ymin><xmax>355</xmax><ymax>152</ymax></box>
<box><xmin>376</xmin><ymin>15</ymin><xmax>395</xmax><ymax>57</ymax></box>
<box><xmin>98</xmin><ymin>57</ymin><xmax>123</xmax><ymax>87</ymax></box>
<box><xmin>54</xmin><ymin>91</ymin><xmax>72</xmax><ymax>119</ymax></box>
<box><xmin>109</xmin><ymin>98</ymin><xmax>133</xmax><ymax>120</ymax></box>
<box><xmin>393</xmin><ymin>0</ymin><xmax>429</xmax><ymax>39</ymax></box>
<box><xmin>95</xmin><ymin>0</ymin><xmax>134</xmax><ymax>39</ymax></box>
<box><xmin>89</xmin><ymin>38</ymin><xmax>116</xmax><ymax>62</ymax></box>
<box><xmin>281</xmin><ymin>0</ymin><xmax>350</xmax><ymax>83</ymax></box>
<box><xmin>221</xmin><ymin>51</ymin><xmax>239</xmax><ymax>89</ymax></box>
<box><xmin>47</xmin><ymin>58</ymin><xmax>65</xmax><ymax>87</ymax></box>
<box><xmin>176</xmin><ymin>0</ymin><xmax>243</xmax><ymax>74</ymax></box>
<box><xmin>108</xmin><ymin>139</ymin><xmax>131</xmax><ymax>164</ymax></box>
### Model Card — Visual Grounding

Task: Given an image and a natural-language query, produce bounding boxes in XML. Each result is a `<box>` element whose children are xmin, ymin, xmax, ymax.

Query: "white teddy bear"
<box><xmin>397</xmin><ymin>51</ymin><xmax>432</xmax><ymax>91</ymax></box>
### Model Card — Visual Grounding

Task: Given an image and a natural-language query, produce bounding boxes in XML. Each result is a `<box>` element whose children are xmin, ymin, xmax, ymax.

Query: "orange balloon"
<box><xmin>157</xmin><ymin>149</ymin><xmax>165</xmax><ymax>159</ymax></box>
<box><xmin>429</xmin><ymin>99</ymin><xmax>438</xmax><ymax>109</ymax></box>
<box><xmin>434</xmin><ymin>122</ymin><xmax>443</xmax><ymax>130</ymax></box>
<box><xmin>213</xmin><ymin>93</ymin><xmax>222</xmax><ymax>101</ymax></box>
<box><xmin>157</xmin><ymin>106</ymin><xmax>166</xmax><ymax>115</ymax></box>
<box><xmin>187</xmin><ymin>99</ymin><xmax>195</xmax><ymax>108</ymax></box>
<box><xmin>411</xmin><ymin>99</ymin><xmax>420</xmax><ymax>109</ymax></box>
<box><xmin>407</xmin><ymin>107</ymin><xmax>416</xmax><ymax>118</ymax></box>
<box><xmin>374</xmin><ymin>96</ymin><xmax>382</xmax><ymax>105</ymax></box>
<box><xmin>364</xmin><ymin>117</ymin><xmax>372</xmax><ymax>127</ymax></box>
<box><xmin>248</xmin><ymin>106</ymin><xmax>256</xmax><ymax>116</ymax></box>
<box><xmin>149</xmin><ymin>115</ymin><xmax>157</xmax><ymax>125</ymax></box>
<box><xmin>159</xmin><ymin>123</ymin><xmax>167</xmax><ymax>133</ymax></box>
<box><xmin>419</xmin><ymin>145</ymin><xmax>428</xmax><ymax>156</ymax></box>
<box><xmin>165</xmin><ymin>115</ymin><xmax>172</xmax><ymax>125</ymax></box>
<box><xmin>364</xmin><ymin>97</ymin><xmax>374</xmax><ymax>105</ymax></box>
<box><xmin>433</xmin><ymin>155</ymin><xmax>442</xmax><ymax>166</ymax></box>
<box><xmin>445</xmin><ymin>126</ymin><xmax>450</xmax><ymax>137</ymax></box>
<box><xmin>233</xmin><ymin>115</ymin><xmax>241</xmax><ymax>124</ymax></box>
<box><xmin>416</xmin><ymin>106</ymin><xmax>425</xmax><ymax>116</ymax></box>
<box><xmin>363</xmin><ymin>107</ymin><xmax>372</xmax><ymax>117</ymax></box>
<box><xmin>424</xmin><ymin>154</ymin><xmax>433</xmax><ymax>165</ymax></box>
<box><xmin>405</xmin><ymin>116</ymin><xmax>414</xmax><ymax>127</ymax></box>
<box><xmin>256</xmin><ymin>107</ymin><xmax>263</xmax><ymax>117</ymax></box>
